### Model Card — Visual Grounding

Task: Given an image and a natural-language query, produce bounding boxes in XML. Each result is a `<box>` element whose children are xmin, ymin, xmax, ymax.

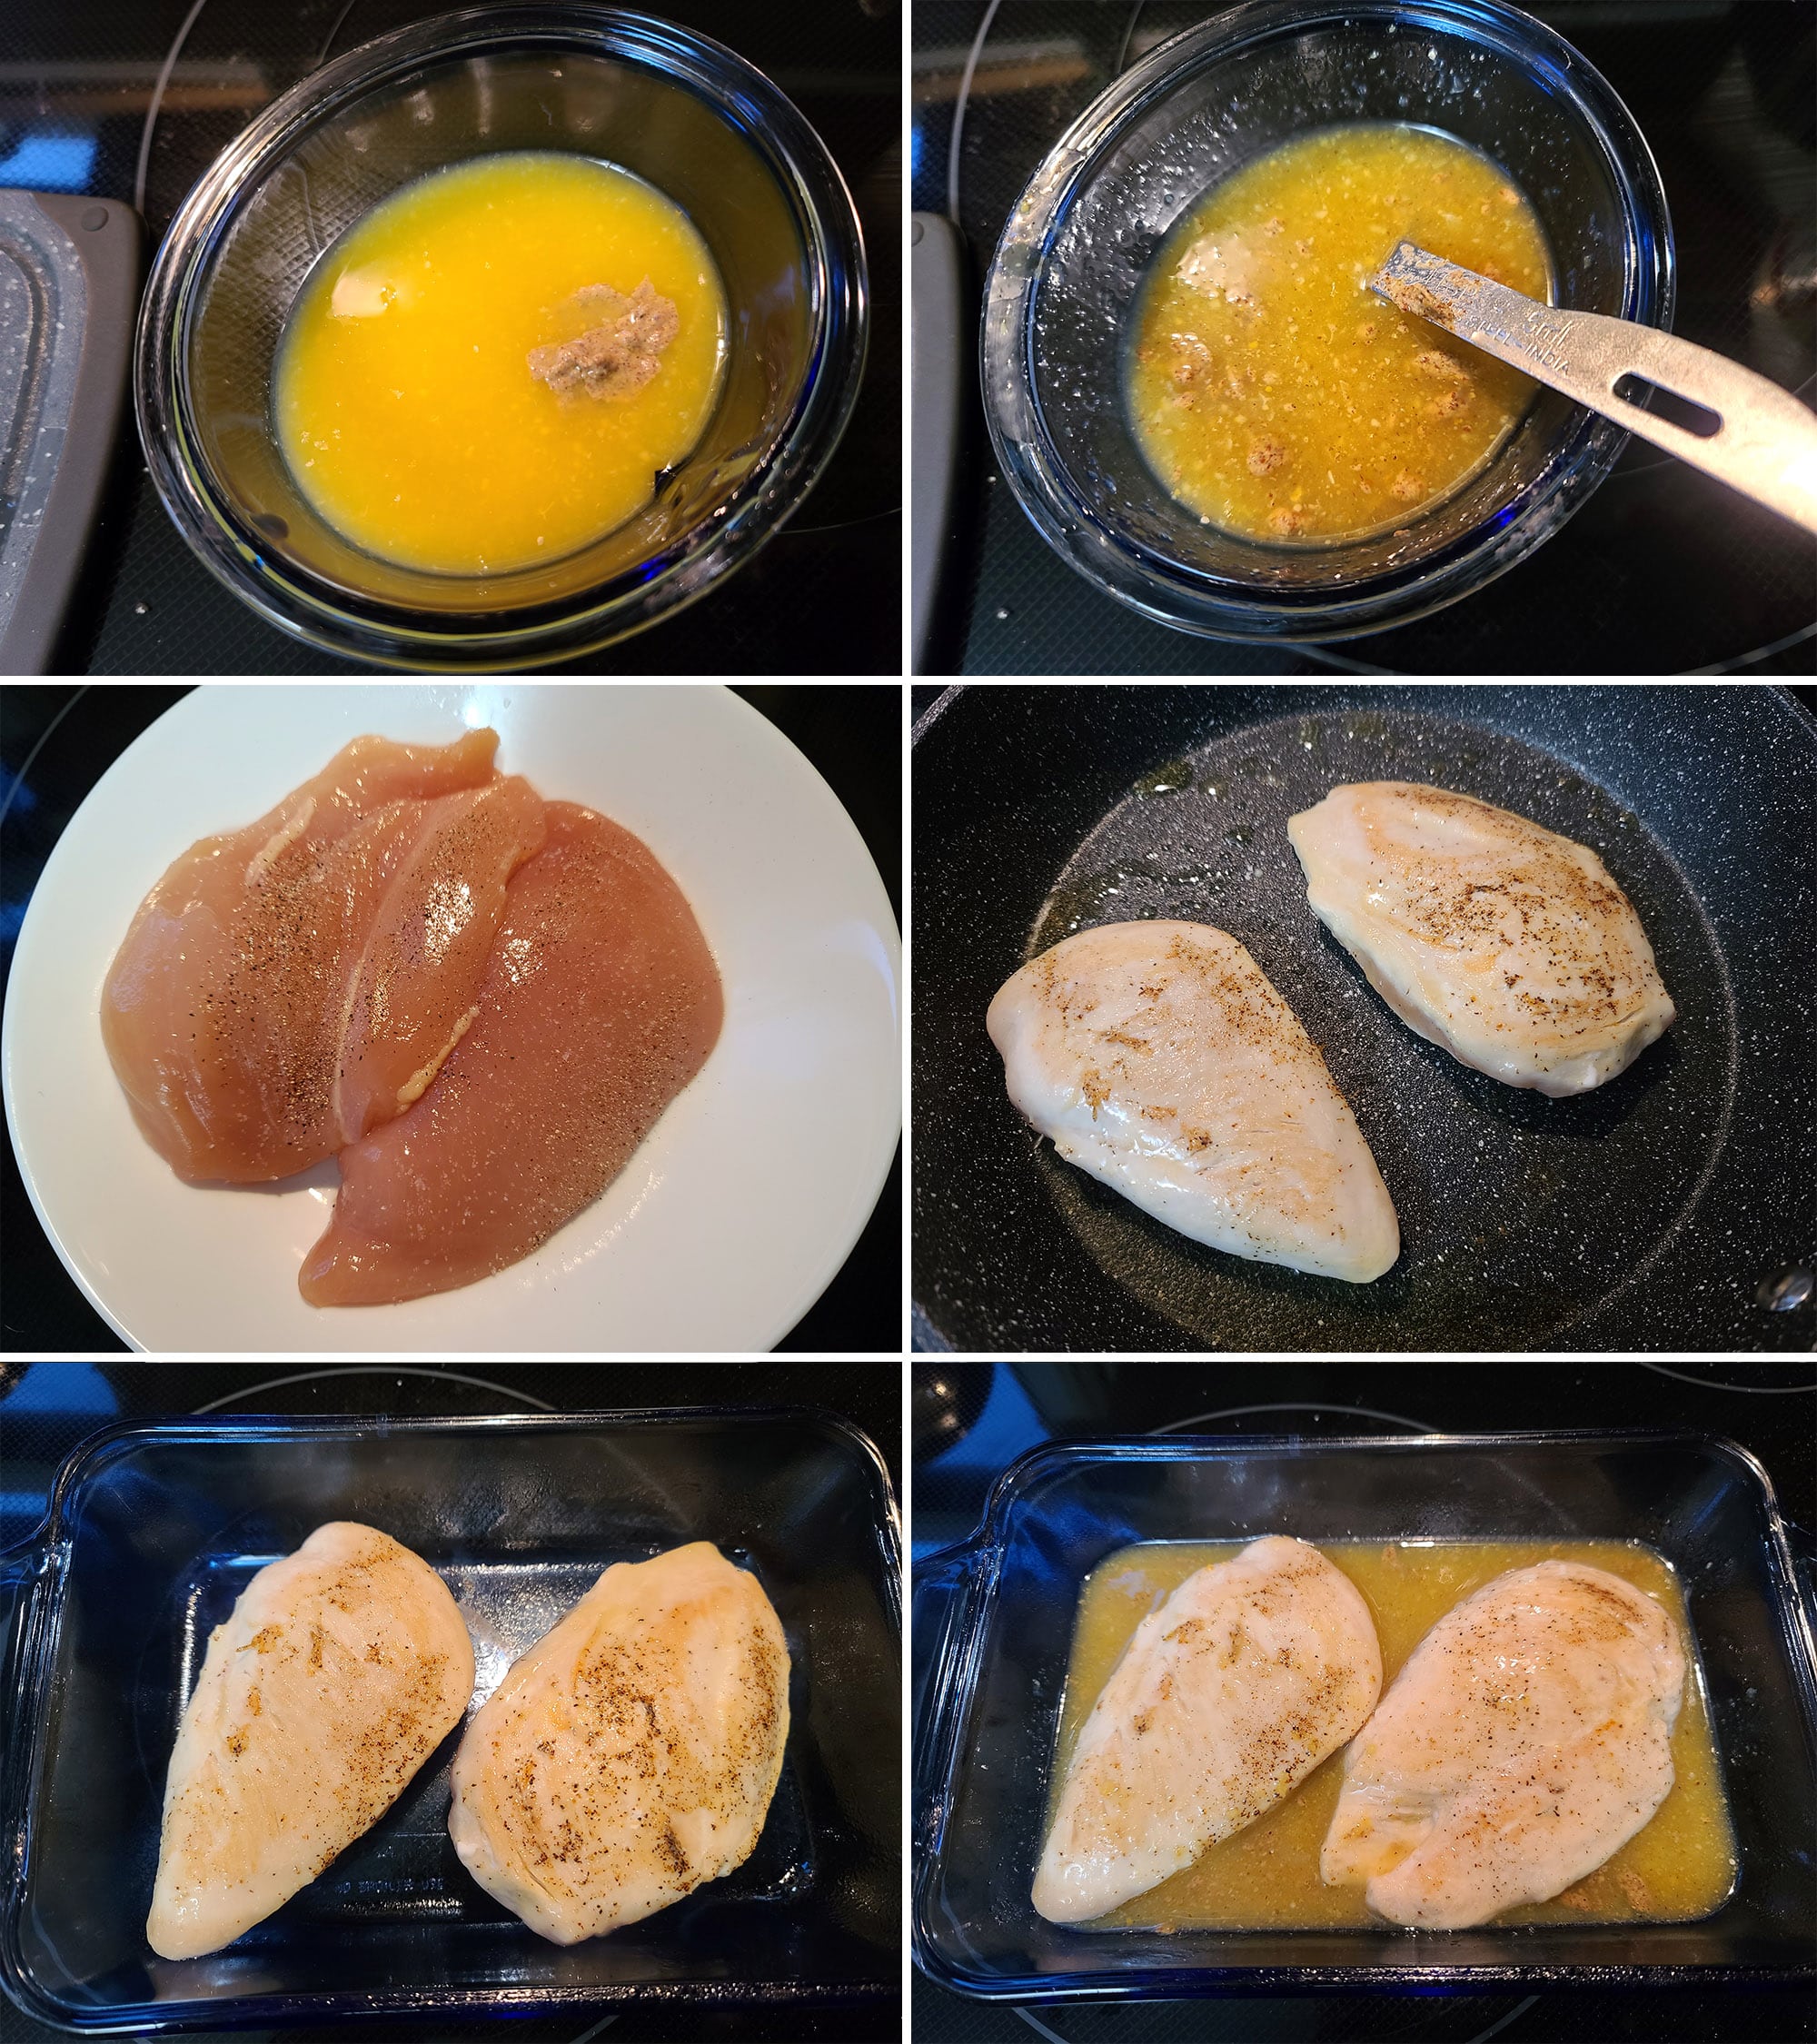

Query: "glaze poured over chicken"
<box><xmin>146</xmin><ymin>1523</ymin><xmax>473</xmax><ymax>1960</ymax></box>
<box><xmin>449</xmin><ymin>1542</ymin><xmax>789</xmax><ymax>1943</ymax></box>
<box><xmin>1035</xmin><ymin>1536</ymin><xmax>1381</xmax><ymax>1922</ymax></box>
<box><xmin>1322</xmin><ymin>1559</ymin><xmax>1687</xmax><ymax>1929</ymax></box>
<box><xmin>987</xmin><ymin>921</ymin><xmax>1399</xmax><ymax>1282</ymax></box>
<box><xmin>1287</xmin><ymin>782</ymin><xmax>1674</xmax><ymax>1096</ymax></box>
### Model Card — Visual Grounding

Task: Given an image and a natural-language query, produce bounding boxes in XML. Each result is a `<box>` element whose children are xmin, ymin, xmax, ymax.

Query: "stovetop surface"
<box><xmin>911</xmin><ymin>0</ymin><xmax>1817</xmax><ymax>675</ymax></box>
<box><xmin>0</xmin><ymin>683</ymin><xmax>901</xmax><ymax>1354</ymax></box>
<box><xmin>0</xmin><ymin>1359</ymin><xmax>900</xmax><ymax>2044</ymax></box>
<box><xmin>911</xmin><ymin>1359</ymin><xmax>1817</xmax><ymax>2044</ymax></box>
<box><xmin>3</xmin><ymin>0</ymin><xmax>900</xmax><ymax>674</ymax></box>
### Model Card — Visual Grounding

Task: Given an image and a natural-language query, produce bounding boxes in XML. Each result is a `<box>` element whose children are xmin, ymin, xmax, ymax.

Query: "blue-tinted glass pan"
<box><xmin>0</xmin><ymin>1408</ymin><xmax>899</xmax><ymax>2032</ymax></box>
<box><xmin>914</xmin><ymin>1429</ymin><xmax>1817</xmax><ymax>1999</ymax></box>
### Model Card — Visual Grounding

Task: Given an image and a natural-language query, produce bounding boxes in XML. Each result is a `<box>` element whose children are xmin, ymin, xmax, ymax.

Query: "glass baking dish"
<box><xmin>913</xmin><ymin>1429</ymin><xmax>1817</xmax><ymax>1999</ymax></box>
<box><xmin>0</xmin><ymin>1407</ymin><xmax>899</xmax><ymax>2033</ymax></box>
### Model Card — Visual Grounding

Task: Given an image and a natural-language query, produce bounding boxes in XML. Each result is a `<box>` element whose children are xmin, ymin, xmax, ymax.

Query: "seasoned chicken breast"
<box><xmin>301</xmin><ymin>802</ymin><xmax>721</xmax><ymax>1305</ymax></box>
<box><xmin>146</xmin><ymin>1523</ymin><xmax>473</xmax><ymax>1960</ymax></box>
<box><xmin>103</xmin><ymin>731</ymin><xmax>546</xmax><ymax>1181</ymax></box>
<box><xmin>448</xmin><ymin>1542</ymin><xmax>789</xmax><ymax>1944</ymax></box>
<box><xmin>987</xmin><ymin>922</ymin><xmax>1399</xmax><ymax>1282</ymax></box>
<box><xmin>1322</xmin><ymin>1560</ymin><xmax>1686</xmax><ymax>1930</ymax></box>
<box><xmin>1287</xmin><ymin>783</ymin><xmax>1674</xmax><ymax>1096</ymax></box>
<box><xmin>1034</xmin><ymin>1536</ymin><xmax>1382</xmax><ymax>1923</ymax></box>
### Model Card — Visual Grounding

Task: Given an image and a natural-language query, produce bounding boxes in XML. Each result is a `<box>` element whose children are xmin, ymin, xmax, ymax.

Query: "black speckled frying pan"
<box><xmin>911</xmin><ymin>684</ymin><xmax>1817</xmax><ymax>1354</ymax></box>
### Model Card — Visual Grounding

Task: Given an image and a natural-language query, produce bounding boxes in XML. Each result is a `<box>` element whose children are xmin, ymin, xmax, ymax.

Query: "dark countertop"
<box><xmin>0</xmin><ymin>683</ymin><xmax>902</xmax><ymax>1354</ymax></box>
<box><xmin>2</xmin><ymin>0</ymin><xmax>899</xmax><ymax>675</ymax></box>
<box><xmin>911</xmin><ymin>1358</ymin><xmax>1817</xmax><ymax>2044</ymax></box>
<box><xmin>0</xmin><ymin>1358</ymin><xmax>901</xmax><ymax>2044</ymax></box>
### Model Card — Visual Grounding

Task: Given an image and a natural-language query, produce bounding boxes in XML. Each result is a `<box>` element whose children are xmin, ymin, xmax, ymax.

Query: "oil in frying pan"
<box><xmin>1047</xmin><ymin>1537</ymin><xmax>1737</xmax><ymax>1932</ymax></box>
<box><xmin>1021</xmin><ymin>707</ymin><xmax>1734</xmax><ymax>1353</ymax></box>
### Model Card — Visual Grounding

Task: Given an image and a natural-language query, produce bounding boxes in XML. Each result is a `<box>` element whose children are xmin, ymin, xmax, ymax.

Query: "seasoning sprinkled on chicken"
<box><xmin>449</xmin><ymin>1543</ymin><xmax>789</xmax><ymax>1942</ymax></box>
<box><xmin>1322</xmin><ymin>1560</ymin><xmax>1686</xmax><ymax>1928</ymax></box>
<box><xmin>987</xmin><ymin>921</ymin><xmax>1399</xmax><ymax>1282</ymax></box>
<box><xmin>1287</xmin><ymin>782</ymin><xmax>1674</xmax><ymax>1095</ymax></box>
<box><xmin>101</xmin><ymin>731</ymin><xmax>545</xmax><ymax>1182</ymax></box>
<box><xmin>147</xmin><ymin>1523</ymin><xmax>473</xmax><ymax>1960</ymax></box>
<box><xmin>1035</xmin><ymin>1536</ymin><xmax>1381</xmax><ymax>1922</ymax></box>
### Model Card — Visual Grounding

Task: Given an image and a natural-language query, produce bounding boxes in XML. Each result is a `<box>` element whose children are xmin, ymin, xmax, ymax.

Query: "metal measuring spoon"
<box><xmin>1372</xmin><ymin>241</ymin><xmax>1817</xmax><ymax>536</ymax></box>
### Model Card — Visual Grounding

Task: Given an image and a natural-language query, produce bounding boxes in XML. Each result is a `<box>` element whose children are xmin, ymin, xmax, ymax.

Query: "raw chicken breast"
<box><xmin>146</xmin><ymin>1522</ymin><xmax>473</xmax><ymax>1960</ymax></box>
<box><xmin>103</xmin><ymin>731</ymin><xmax>546</xmax><ymax>1181</ymax></box>
<box><xmin>448</xmin><ymin>1542</ymin><xmax>789</xmax><ymax>1943</ymax></box>
<box><xmin>1322</xmin><ymin>1560</ymin><xmax>1686</xmax><ymax>1930</ymax></box>
<box><xmin>1287</xmin><ymin>783</ymin><xmax>1674</xmax><ymax>1096</ymax></box>
<box><xmin>987</xmin><ymin>922</ymin><xmax>1398</xmax><ymax>1283</ymax></box>
<box><xmin>300</xmin><ymin>802</ymin><xmax>720</xmax><ymax>1305</ymax></box>
<box><xmin>1034</xmin><ymin>1536</ymin><xmax>1382</xmax><ymax>1923</ymax></box>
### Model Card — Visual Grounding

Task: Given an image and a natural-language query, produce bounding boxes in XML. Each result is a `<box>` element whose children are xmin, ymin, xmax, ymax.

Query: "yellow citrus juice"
<box><xmin>1050</xmin><ymin>1539</ymin><xmax>1737</xmax><ymax>1930</ymax></box>
<box><xmin>1127</xmin><ymin>124</ymin><xmax>1551</xmax><ymax>545</ymax></box>
<box><xmin>274</xmin><ymin>151</ymin><xmax>727</xmax><ymax>575</ymax></box>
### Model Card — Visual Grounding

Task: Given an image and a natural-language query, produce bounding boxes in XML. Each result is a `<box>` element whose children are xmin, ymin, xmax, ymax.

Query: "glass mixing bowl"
<box><xmin>980</xmin><ymin>0</ymin><xmax>1673</xmax><ymax>643</ymax></box>
<box><xmin>135</xmin><ymin>5</ymin><xmax>867</xmax><ymax>670</ymax></box>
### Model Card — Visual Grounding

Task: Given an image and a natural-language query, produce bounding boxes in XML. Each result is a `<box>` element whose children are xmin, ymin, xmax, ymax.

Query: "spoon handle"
<box><xmin>1373</xmin><ymin>241</ymin><xmax>1817</xmax><ymax>537</ymax></box>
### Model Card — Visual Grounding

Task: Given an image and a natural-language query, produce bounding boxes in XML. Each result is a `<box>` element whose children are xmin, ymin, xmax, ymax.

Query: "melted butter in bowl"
<box><xmin>1051</xmin><ymin>1537</ymin><xmax>1737</xmax><ymax>1931</ymax></box>
<box><xmin>275</xmin><ymin>151</ymin><xmax>728</xmax><ymax>577</ymax></box>
<box><xmin>1127</xmin><ymin>124</ymin><xmax>1552</xmax><ymax>545</ymax></box>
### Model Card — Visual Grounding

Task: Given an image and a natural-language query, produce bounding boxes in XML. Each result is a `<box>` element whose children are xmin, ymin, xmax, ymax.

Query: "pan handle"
<box><xmin>911</xmin><ymin>1541</ymin><xmax>987</xmax><ymax>1829</ymax></box>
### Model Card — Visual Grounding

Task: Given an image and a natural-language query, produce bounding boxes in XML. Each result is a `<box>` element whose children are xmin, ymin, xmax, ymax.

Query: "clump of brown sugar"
<box><xmin>528</xmin><ymin>279</ymin><xmax>680</xmax><ymax>399</ymax></box>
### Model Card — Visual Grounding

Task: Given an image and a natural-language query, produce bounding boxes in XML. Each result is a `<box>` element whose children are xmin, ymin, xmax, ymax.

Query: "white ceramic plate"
<box><xmin>4</xmin><ymin>684</ymin><xmax>900</xmax><ymax>1353</ymax></box>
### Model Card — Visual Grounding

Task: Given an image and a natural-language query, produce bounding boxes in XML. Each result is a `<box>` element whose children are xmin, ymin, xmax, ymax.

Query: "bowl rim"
<box><xmin>134</xmin><ymin>4</ymin><xmax>869</xmax><ymax>671</ymax></box>
<box><xmin>978</xmin><ymin>0</ymin><xmax>1676</xmax><ymax>643</ymax></box>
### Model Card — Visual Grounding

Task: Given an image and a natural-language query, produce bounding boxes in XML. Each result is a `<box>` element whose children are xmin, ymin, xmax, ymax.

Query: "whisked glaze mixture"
<box><xmin>1127</xmin><ymin>124</ymin><xmax>1551</xmax><ymax>544</ymax></box>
